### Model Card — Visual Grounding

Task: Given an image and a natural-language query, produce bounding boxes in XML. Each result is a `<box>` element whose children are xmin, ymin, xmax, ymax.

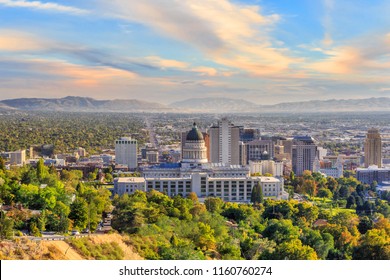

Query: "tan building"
<box><xmin>208</xmin><ymin>118</ymin><xmax>240</xmax><ymax>165</ymax></box>
<box><xmin>10</xmin><ymin>150</ymin><xmax>26</xmax><ymax>165</ymax></box>
<box><xmin>364</xmin><ymin>128</ymin><xmax>382</xmax><ymax>168</ymax></box>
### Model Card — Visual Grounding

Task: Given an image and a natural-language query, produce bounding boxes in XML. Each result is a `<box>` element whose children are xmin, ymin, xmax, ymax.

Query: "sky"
<box><xmin>0</xmin><ymin>0</ymin><xmax>390</xmax><ymax>105</ymax></box>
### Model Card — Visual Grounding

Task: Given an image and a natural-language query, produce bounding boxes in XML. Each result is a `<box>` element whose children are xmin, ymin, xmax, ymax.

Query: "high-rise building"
<box><xmin>115</xmin><ymin>137</ymin><xmax>137</xmax><ymax>169</ymax></box>
<box><xmin>9</xmin><ymin>150</ymin><xmax>26</xmax><ymax>165</ymax></box>
<box><xmin>292</xmin><ymin>136</ymin><xmax>317</xmax><ymax>176</ymax></box>
<box><xmin>364</xmin><ymin>128</ymin><xmax>382</xmax><ymax>168</ymax></box>
<box><xmin>208</xmin><ymin>118</ymin><xmax>240</xmax><ymax>165</ymax></box>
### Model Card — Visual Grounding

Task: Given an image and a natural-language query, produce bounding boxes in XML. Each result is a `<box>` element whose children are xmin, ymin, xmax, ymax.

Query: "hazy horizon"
<box><xmin>1</xmin><ymin>0</ymin><xmax>390</xmax><ymax>104</ymax></box>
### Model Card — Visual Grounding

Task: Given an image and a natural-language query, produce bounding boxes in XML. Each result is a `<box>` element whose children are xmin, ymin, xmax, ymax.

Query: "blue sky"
<box><xmin>0</xmin><ymin>0</ymin><xmax>389</xmax><ymax>104</ymax></box>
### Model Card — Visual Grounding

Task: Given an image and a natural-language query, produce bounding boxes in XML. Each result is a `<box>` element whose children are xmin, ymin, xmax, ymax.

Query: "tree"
<box><xmin>262</xmin><ymin>219</ymin><xmax>300</xmax><ymax>243</ymax></box>
<box><xmin>358</xmin><ymin>216</ymin><xmax>373</xmax><ymax>234</ymax></box>
<box><xmin>317</xmin><ymin>188</ymin><xmax>333</xmax><ymax>199</ymax></box>
<box><xmin>303</xmin><ymin>180</ymin><xmax>317</xmax><ymax>197</ymax></box>
<box><xmin>261</xmin><ymin>239</ymin><xmax>318</xmax><ymax>260</ymax></box>
<box><xmin>346</xmin><ymin>195</ymin><xmax>356</xmax><ymax>209</ymax></box>
<box><xmin>69</xmin><ymin>198</ymin><xmax>89</xmax><ymax>230</ymax></box>
<box><xmin>36</xmin><ymin>158</ymin><xmax>48</xmax><ymax>181</ymax></box>
<box><xmin>250</xmin><ymin>183</ymin><xmax>264</xmax><ymax>204</ymax></box>
<box><xmin>0</xmin><ymin>211</ymin><xmax>14</xmax><ymax>240</ymax></box>
<box><xmin>204</xmin><ymin>197</ymin><xmax>223</xmax><ymax>213</ymax></box>
<box><xmin>353</xmin><ymin>229</ymin><xmax>390</xmax><ymax>260</ymax></box>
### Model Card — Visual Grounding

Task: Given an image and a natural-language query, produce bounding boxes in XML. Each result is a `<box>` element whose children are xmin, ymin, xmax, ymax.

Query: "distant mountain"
<box><xmin>0</xmin><ymin>96</ymin><xmax>169</xmax><ymax>112</ymax></box>
<box><xmin>1</xmin><ymin>96</ymin><xmax>389</xmax><ymax>113</ymax></box>
<box><xmin>170</xmin><ymin>97</ymin><xmax>259</xmax><ymax>113</ymax></box>
<box><xmin>171</xmin><ymin>97</ymin><xmax>390</xmax><ymax>113</ymax></box>
<box><xmin>261</xmin><ymin>97</ymin><xmax>390</xmax><ymax>112</ymax></box>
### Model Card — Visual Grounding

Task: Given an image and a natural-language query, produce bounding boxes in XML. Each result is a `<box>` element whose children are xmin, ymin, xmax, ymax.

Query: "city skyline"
<box><xmin>1</xmin><ymin>0</ymin><xmax>390</xmax><ymax>104</ymax></box>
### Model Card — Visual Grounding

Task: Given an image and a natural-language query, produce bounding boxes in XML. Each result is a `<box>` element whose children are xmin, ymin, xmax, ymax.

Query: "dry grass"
<box><xmin>67</xmin><ymin>233</ymin><xmax>143</xmax><ymax>260</ymax></box>
<box><xmin>87</xmin><ymin>233</ymin><xmax>143</xmax><ymax>260</ymax></box>
<box><xmin>0</xmin><ymin>238</ymin><xmax>66</xmax><ymax>260</ymax></box>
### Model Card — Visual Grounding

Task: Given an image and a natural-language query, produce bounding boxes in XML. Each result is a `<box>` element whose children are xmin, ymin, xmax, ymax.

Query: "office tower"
<box><xmin>9</xmin><ymin>150</ymin><xmax>26</xmax><ymax>165</ymax></box>
<box><xmin>115</xmin><ymin>137</ymin><xmax>137</xmax><ymax>169</ymax></box>
<box><xmin>245</xmin><ymin>139</ymin><xmax>274</xmax><ymax>164</ymax></box>
<box><xmin>239</xmin><ymin>141</ymin><xmax>247</xmax><ymax>166</ymax></box>
<box><xmin>292</xmin><ymin>136</ymin><xmax>317</xmax><ymax>176</ymax></box>
<box><xmin>364</xmin><ymin>128</ymin><xmax>382</xmax><ymax>168</ymax></box>
<box><xmin>208</xmin><ymin>118</ymin><xmax>240</xmax><ymax>165</ymax></box>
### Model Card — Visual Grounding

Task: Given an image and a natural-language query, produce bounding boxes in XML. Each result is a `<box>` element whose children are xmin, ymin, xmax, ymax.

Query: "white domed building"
<box><xmin>115</xmin><ymin>122</ymin><xmax>286</xmax><ymax>202</ymax></box>
<box><xmin>181</xmin><ymin>123</ymin><xmax>208</xmax><ymax>166</ymax></box>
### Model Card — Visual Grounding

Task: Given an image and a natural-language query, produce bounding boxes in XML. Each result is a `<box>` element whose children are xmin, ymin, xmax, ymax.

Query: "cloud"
<box><xmin>0</xmin><ymin>29</ymin><xmax>50</xmax><ymax>51</ymax></box>
<box><xmin>97</xmin><ymin>0</ymin><xmax>297</xmax><ymax>76</ymax></box>
<box><xmin>307</xmin><ymin>33</ymin><xmax>390</xmax><ymax>74</ymax></box>
<box><xmin>145</xmin><ymin>56</ymin><xmax>189</xmax><ymax>69</ymax></box>
<box><xmin>322</xmin><ymin>0</ymin><xmax>334</xmax><ymax>46</ymax></box>
<box><xmin>0</xmin><ymin>0</ymin><xmax>88</xmax><ymax>15</ymax></box>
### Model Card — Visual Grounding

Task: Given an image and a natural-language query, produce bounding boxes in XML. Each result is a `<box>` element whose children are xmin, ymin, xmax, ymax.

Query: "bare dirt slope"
<box><xmin>45</xmin><ymin>241</ymin><xmax>83</xmax><ymax>260</ymax></box>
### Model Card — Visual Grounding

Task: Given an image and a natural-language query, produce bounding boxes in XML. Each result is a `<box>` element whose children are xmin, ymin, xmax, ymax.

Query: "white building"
<box><xmin>209</xmin><ymin>118</ymin><xmax>240</xmax><ymax>165</ymax></box>
<box><xmin>115</xmin><ymin>137</ymin><xmax>137</xmax><ymax>169</ymax></box>
<box><xmin>356</xmin><ymin>165</ymin><xmax>390</xmax><ymax>184</ymax></box>
<box><xmin>113</xmin><ymin>123</ymin><xmax>285</xmax><ymax>202</ymax></box>
<box><xmin>114</xmin><ymin>177</ymin><xmax>146</xmax><ymax>195</ymax></box>
<box><xmin>249</xmin><ymin>160</ymin><xmax>283</xmax><ymax>177</ymax></box>
<box><xmin>313</xmin><ymin>157</ymin><xmax>343</xmax><ymax>178</ymax></box>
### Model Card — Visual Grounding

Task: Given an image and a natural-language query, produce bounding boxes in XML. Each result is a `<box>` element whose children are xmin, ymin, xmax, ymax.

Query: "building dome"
<box><xmin>186</xmin><ymin>122</ymin><xmax>204</xmax><ymax>141</ymax></box>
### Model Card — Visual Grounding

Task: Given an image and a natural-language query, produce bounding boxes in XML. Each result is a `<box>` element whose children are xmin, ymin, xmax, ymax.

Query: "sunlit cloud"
<box><xmin>0</xmin><ymin>29</ymin><xmax>49</xmax><ymax>51</ymax></box>
<box><xmin>0</xmin><ymin>0</ymin><xmax>89</xmax><ymax>15</ymax></box>
<box><xmin>145</xmin><ymin>56</ymin><xmax>189</xmax><ymax>69</ymax></box>
<box><xmin>97</xmin><ymin>0</ymin><xmax>297</xmax><ymax>76</ymax></box>
<box><xmin>307</xmin><ymin>33</ymin><xmax>390</xmax><ymax>74</ymax></box>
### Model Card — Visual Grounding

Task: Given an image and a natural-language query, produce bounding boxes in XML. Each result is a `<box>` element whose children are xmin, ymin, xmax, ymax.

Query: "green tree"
<box><xmin>0</xmin><ymin>211</ymin><xmax>14</xmax><ymax>240</ymax></box>
<box><xmin>262</xmin><ymin>219</ymin><xmax>300</xmax><ymax>243</ymax></box>
<box><xmin>204</xmin><ymin>197</ymin><xmax>224</xmax><ymax>213</ymax></box>
<box><xmin>261</xmin><ymin>239</ymin><xmax>318</xmax><ymax>260</ymax></box>
<box><xmin>36</xmin><ymin>158</ymin><xmax>48</xmax><ymax>181</ymax></box>
<box><xmin>250</xmin><ymin>183</ymin><xmax>264</xmax><ymax>204</ymax></box>
<box><xmin>346</xmin><ymin>195</ymin><xmax>356</xmax><ymax>209</ymax></box>
<box><xmin>358</xmin><ymin>216</ymin><xmax>373</xmax><ymax>234</ymax></box>
<box><xmin>69</xmin><ymin>198</ymin><xmax>89</xmax><ymax>230</ymax></box>
<box><xmin>317</xmin><ymin>188</ymin><xmax>333</xmax><ymax>199</ymax></box>
<box><xmin>353</xmin><ymin>229</ymin><xmax>390</xmax><ymax>260</ymax></box>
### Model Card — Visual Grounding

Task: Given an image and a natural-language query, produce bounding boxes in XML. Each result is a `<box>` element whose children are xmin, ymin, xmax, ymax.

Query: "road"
<box><xmin>145</xmin><ymin>117</ymin><xmax>158</xmax><ymax>148</ymax></box>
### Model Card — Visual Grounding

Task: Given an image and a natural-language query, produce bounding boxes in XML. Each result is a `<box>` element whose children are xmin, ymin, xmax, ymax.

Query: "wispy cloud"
<box><xmin>322</xmin><ymin>0</ymin><xmax>334</xmax><ymax>46</ymax></box>
<box><xmin>307</xmin><ymin>33</ymin><xmax>390</xmax><ymax>75</ymax></box>
<box><xmin>97</xmin><ymin>0</ymin><xmax>297</xmax><ymax>76</ymax></box>
<box><xmin>0</xmin><ymin>0</ymin><xmax>89</xmax><ymax>15</ymax></box>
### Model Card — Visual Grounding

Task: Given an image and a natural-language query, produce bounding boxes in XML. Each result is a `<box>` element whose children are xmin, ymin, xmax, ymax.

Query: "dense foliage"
<box><xmin>0</xmin><ymin>112</ymin><xmax>147</xmax><ymax>154</ymax></box>
<box><xmin>0</xmin><ymin>159</ymin><xmax>112</xmax><ymax>236</ymax></box>
<box><xmin>111</xmin><ymin>190</ymin><xmax>390</xmax><ymax>260</ymax></box>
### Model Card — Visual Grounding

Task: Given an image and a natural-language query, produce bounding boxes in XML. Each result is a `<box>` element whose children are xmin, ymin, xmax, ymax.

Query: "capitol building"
<box><xmin>114</xmin><ymin>123</ymin><xmax>285</xmax><ymax>202</ymax></box>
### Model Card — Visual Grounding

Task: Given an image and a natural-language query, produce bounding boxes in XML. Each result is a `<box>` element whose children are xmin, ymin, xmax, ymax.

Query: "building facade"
<box><xmin>115</xmin><ymin>137</ymin><xmax>137</xmax><ymax>169</ymax></box>
<box><xmin>292</xmin><ymin>136</ymin><xmax>317</xmax><ymax>176</ymax></box>
<box><xmin>356</xmin><ymin>166</ymin><xmax>390</xmax><ymax>184</ymax></box>
<box><xmin>114</xmin><ymin>123</ymin><xmax>286</xmax><ymax>202</ymax></box>
<box><xmin>208</xmin><ymin>118</ymin><xmax>240</xmax><ymax>165</ymax></box>
<box><xmin>9</xmin><ymin>150</ymin><xmax>26</xmax><ymax>165</ymax></box>
<box><xmin>245</xmin><ymin>139</ymin><xmax>274</xmax><ymax>163</ymax></box>
<box><xmin>364</xmin><ymin>128</ymin><xmax>382</xmax><ymax>168</ymax></box>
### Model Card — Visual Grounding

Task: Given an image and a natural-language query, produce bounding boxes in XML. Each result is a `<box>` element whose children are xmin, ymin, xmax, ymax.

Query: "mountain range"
<box><xmin>0</xmin><ymin>96</ymin><xmax>389</xmax><ymax>113</ymax></box>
